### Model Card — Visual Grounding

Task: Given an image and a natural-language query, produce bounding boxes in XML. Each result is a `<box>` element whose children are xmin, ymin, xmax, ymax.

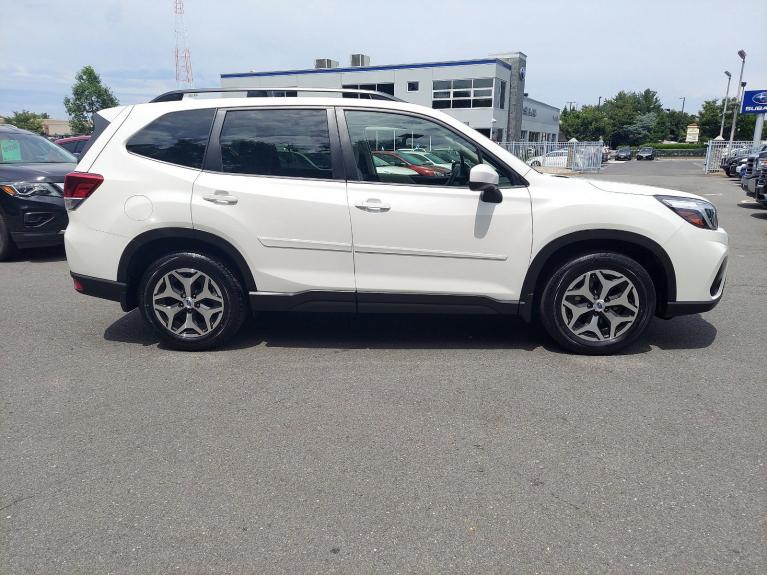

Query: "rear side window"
<box><xmin>59</xmin><ymin>141</ymin><xmax>77</xmax><ymax>153</ymax></box>
<box><xmin>126</xmin><ymin>108</ymin><xmax>215</xmax><ymax>169</ymax></box>
<box><xmin>219</xmin><ymin>109</ymin><xmax>332</xmax><ymax>179</ymax></box>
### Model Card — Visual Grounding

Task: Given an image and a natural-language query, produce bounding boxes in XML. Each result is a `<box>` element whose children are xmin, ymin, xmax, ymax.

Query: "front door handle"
<box><xmin>354</xmin><ymin>198</ymin><xmax>390</xmax><ymax>212</ymax></box>
<box><xmin>203</xmin><ymin>190</ymin><xmax>238</xmax><ymax>205</ymax></box>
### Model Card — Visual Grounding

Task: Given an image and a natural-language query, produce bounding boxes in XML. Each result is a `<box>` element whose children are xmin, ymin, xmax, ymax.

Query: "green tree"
<box><xmin>4</xmin><ymin>110</ymin><xmax>50</xmax><ymax>134</ymax></box>
<box><xmin>637</xmin><ymin>89</ymin><xmax>663</xmax><ymax>114</ymax></box>
<box><xmin>63</xmin><ymin>66</ymin><xmax>118</xmax><ymax>134</ymax></box>
<box><xmin>650</xmin><ymin>111</ymin><xmax>669</xmax><ymax>142</ymax></box>
<box><xmin>559</xmin><ymin>105</ymin><xmax>612</xmax><ymax>141</ymax></box>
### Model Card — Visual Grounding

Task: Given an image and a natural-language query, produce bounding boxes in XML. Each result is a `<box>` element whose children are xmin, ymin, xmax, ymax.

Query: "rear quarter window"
<box><xmin>126</xmin><ymin>108</ymin><xmax>215</xmax><ymax>169</ymax></box>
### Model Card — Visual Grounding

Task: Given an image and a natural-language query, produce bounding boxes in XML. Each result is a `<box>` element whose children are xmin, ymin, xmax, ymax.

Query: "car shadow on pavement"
<box><xmin>749</xmin><ymin>211</ymin><xmax>767</xmax><ymax>220</ymax></box>
<box><xmin>104</xmin><ymin>308</ymin><xmax>717</xmax><ymax>354</ymax></box>
<box><xmin>7</xmin><ymin>245</ymin><xmax>66</xmax><ymax>262</ymax></box>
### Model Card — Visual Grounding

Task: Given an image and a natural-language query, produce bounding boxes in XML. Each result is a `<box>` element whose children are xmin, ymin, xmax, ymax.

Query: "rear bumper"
<box><xmin>71</xmin><ymin>272</ymin><xmax>128</xmax><ymax>308</ymax></box>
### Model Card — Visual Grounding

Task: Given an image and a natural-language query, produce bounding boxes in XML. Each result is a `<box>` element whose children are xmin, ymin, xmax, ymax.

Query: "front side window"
<box><xmin>219</xmin><ymin>109</ymin><xmax>332</xmax><ymax>179</ymax></box>
<box><xmin>126</xmin><ymin>108</ymin><xmax>215</xmax><ymax>169</ymax></box>
<box><xmin>344</xmin><ymin>110</ymin><xmax>513</xmax><ymax>187</ymax></box>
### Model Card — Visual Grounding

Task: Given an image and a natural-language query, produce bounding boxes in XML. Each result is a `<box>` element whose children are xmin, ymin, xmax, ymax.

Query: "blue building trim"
<box><xmin>221</xmin><ymin>58</ymin><xmax>511</xmax><ymax>79</ymax></box>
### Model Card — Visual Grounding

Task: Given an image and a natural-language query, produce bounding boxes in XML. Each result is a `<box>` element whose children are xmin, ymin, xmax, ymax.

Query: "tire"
<box><xmin>138</xmin><ymin>252</ymin><xmax>247</xmax><ymax>351</ymax></box>
<box><xmin>531</xmin><ymin>161</ymin><xmax>541</xmax><ymax>167</ymax></box>
<box><xmin>0</xmin><ymin>213</ymin><xmax>18</xmax><ymax>261</ymax></box>
<box><xmin>539</xmin><ymin>252</ymin><xmax>656</xmax><ymax>355</ymax></box>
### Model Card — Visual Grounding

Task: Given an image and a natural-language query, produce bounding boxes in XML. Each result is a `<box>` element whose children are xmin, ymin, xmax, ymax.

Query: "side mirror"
<box><xmin>469</xmin><ymin>164</ymin><xmax>502</xmax><ymax>204</ymax></box>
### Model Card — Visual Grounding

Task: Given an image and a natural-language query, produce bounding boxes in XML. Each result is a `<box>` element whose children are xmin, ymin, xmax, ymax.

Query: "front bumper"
<box><xmin>1</xmin><ymin>193</ymin><xmax>67</xmax><ymax>249</ymax></box>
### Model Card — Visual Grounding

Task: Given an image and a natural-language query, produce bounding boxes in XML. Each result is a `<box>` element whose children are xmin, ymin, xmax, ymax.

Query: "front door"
<box><xmin>340</xmin><ymin>109</ymin><xmax>532</xmax><ymax>301</ymax></box>
<box><xmin>192</xmin><ymin>107</ymin><xmax>354</xmax><ymax>294</ymax></box>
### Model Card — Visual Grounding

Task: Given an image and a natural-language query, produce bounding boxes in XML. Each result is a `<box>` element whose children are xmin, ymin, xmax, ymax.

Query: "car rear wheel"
<box><xmin>530</xmin><ymin>160</ymin><xmax>541</xmax><ymax>167</ymax></box>
<box><xmin>139</xmin><ymin>252</ymin><xmax>247</xmax><ymax>351</ymax></box>
<box><xmin>0</xmin><ymin>213</ymin><xmax>18</xmax><ymax>261</ymax></box>
<box><xmin>539</xmin><ymin>252</ymin><xmax>656</xmax><ymax>355</ymax></box>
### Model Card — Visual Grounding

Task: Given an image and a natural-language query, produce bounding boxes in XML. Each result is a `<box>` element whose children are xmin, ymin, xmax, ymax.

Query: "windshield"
<box><xmin>640</xmin><ymin>147</ymin><xmax>652</xmax><ymax>152</ymax></box>
<box><xmin>618</xmin><ymin>147</ymin><xmax>630</xmax><ymax>152</ymax></box>
<box><xmin>0</xmin><ymin>131</ymin><xmax>77</xmax><ymax>164</ymax></box>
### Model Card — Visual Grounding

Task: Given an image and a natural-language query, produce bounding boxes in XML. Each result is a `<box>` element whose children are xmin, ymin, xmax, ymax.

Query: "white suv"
<box><xmin>64</xmin><ymin>88</ymin><xmax>728</xmax><ymax>354</ymax></box>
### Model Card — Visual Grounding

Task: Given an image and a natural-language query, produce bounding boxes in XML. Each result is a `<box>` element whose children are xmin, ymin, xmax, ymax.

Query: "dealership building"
<box><xmin>220</xmin><ymin>53</ymin><xmax>560</xmax><ymax>143</ymax></box>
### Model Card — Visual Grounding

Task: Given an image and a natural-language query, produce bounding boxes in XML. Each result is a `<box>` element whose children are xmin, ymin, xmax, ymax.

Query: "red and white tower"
<box><xmin>174</xmin><ymin>0</ymin><xmax>193</xmax><ymax>88</ymax></box>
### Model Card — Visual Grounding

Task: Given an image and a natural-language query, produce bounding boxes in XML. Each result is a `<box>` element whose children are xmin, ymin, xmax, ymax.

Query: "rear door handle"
<box><xmin>203</xmin><ymin>190</ymin><xmax>238</xmax><ymax>205</ymax></box>
<box><xmin>354</xmin><ymin>198</ymin><xmax>390</xmax><ymax>212</ymax></box>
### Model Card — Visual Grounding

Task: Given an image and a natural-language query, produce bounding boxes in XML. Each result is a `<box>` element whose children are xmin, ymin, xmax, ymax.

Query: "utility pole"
<box><xmin>718</xmin><ymin>71</ymin><xmax>732</xmax><ymax>138</ymax></box>
<box><xmin>727</xmin><ymin>49</ymin><xmax>746</xmax><ymax>150</ymax></box>
<box><xmin>566</xmin><ymin>101</ymin><xmax>576</xmax><ymax>111</ymax></box>
<box><xmin>679</xmin><ymin>96</ymin><xmax>686</xmax><ymax>115</ymax></box>
<box><xmin>598</xmin><ymin>96</ymin><xmax>602</xmax><ymax>108</ymax></box>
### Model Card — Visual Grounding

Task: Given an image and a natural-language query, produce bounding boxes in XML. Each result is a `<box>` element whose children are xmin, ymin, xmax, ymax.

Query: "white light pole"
<box><xmin>490</xmin><ymin>118</ymin><xmax>497</xmax><ymax>141</ymax></box>
<box><xmin>727</xmin><ymin>49</ymin><xmax>747</xmax><ymax>150</ymax></box>
<box><xmin>718</xmin><ymin>70</ymin><xmax>732</xmax><ymax>138</ymax></box>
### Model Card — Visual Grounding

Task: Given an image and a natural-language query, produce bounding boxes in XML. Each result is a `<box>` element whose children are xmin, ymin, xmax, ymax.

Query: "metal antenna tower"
<box><xmin>174</xmin><ymin>0</ymin><xmax>193</xmax><ymax>88</ymax></box>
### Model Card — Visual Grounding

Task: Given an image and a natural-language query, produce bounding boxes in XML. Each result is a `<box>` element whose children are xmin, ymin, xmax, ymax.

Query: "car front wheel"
<box><xmin>139</xmin><ymin>252</ymin><xmax>247</xmax><ymax>351</ymax></box>
<box><xmin>539</xmin><ymin>252</ymin><xmax>656</xmax><ymax>355</ymax></box>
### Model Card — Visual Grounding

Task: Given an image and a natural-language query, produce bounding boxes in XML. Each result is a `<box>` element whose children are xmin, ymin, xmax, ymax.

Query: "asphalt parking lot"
<box><xmin>1</xmin><ymin>158</ymin><xmax>765</xmax><ymax>573</ymax></box>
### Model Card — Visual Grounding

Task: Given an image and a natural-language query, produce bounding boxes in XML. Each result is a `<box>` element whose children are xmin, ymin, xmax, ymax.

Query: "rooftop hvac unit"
<box><xmin>350</xmin><ymin>54</ymin><xmax>371</xmax><ymax>67</ymax></box>
<box><xmin>314</xmin><ymin>58</ymin><xmax>339</xmax><ymax>69</ymax></box>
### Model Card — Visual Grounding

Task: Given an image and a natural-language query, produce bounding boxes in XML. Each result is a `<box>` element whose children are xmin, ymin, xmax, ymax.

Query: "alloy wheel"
<box><xmin>560</xmin><ymin>269</ymin><xmax>640</xmax><ymax>342</ymax></box>
<box><xmin>151</xmin><ymin>268</ymin><xmax>225</xmax><ymax>339</ymax></box>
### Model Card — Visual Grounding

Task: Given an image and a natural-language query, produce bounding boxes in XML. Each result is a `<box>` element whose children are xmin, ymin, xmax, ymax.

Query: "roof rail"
<box><xmin>149</xmin><ymin>87</ymin><xmax>403</xmax><ymax>103</ymax></box>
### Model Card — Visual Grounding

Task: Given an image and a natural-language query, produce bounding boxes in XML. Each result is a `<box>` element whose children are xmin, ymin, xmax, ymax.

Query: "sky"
<box><xmin>1</xmin><ymin>0</ymin><xmax>766</xmax><ymax>120</ymax></box>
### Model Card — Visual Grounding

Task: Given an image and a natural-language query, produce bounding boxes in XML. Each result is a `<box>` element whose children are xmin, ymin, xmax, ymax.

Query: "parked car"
<box><xmin>372</xmin><ymin>154</ymin><xmax>419</xmax><ymax>177</ymax></box>
<box><xmin>65</xmin><ymin>88</ymin><xmax>728</xmax><ymax>355</ymax></box>
<box><xmin>526</xmin><ymin>148</ymin><xmax>568</xmax><ymax>168</ymax></box>
<box><xmin>0</xmin><ymin>124</ymin><xmax>77</xmax><ymax>260</ymax></box>
<box><xmin>615</xmin><ymin>147</ymin><xmax>632</xmax><ymax>161</ymax></box>
<box><xmin>372</xmin><ymin>151</ymin><xmax>450</xmax><ymax>177</ymax></box>
<box><xmin>397</xmin><ymin>149</ymin><xmax>453</xmax><ymax>171</ymax></box>
<box><xmin>755</xmin><ymin>162</ymin><xmax>767</xmax><ymax>207</ymax></box>
<box><xmin>54</xmin><ymin>135</ymin><xmax>90</xmax><ymax>160</ymax></box>
<box><xmin>742</xmin><ymin>152</ymin><xmax>767</xmax><ymax>197</ymax></box>
<box><xmin>725</xmin><ymin>144</ymin><xmax>767</xmax><ymax>176</ymax></box>
<box><xmin>637</xmin><ymin>146</ymin><xmax>655</xmax><ymax>160</ymax></box>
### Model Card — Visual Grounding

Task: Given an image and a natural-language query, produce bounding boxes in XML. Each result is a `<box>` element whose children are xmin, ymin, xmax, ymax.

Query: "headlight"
<box><xmin>759</xmin><ymin>158</ymin><xmax>767</xmax><ymax>170</ymax></box>
<box><xmin>0</xmin><ymin>182</ymin><xmax>62</xmax><ymax>198</ymax></box>
<box><xmin>656</xmin><ymin>195</ymin><xmax>718</xmax><ymax>230</ymax></box>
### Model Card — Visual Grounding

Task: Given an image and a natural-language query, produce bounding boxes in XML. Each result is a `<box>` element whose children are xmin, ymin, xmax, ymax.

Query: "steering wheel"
<box><xmin>445</xmin><ymin>152</ymin><xmax>469</xmax><ymax>187</ymax></box>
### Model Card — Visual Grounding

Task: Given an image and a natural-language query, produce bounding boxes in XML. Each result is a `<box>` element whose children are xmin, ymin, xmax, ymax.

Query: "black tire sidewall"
<box><xmin>540</xmin><ymin>253</ymin><xmax>656</xmax><ymax>355</ymax></box>
<box><xmin>139</xmin><ymin>252</ymin><xmax>246</xmax><ymax>351</ymax></box>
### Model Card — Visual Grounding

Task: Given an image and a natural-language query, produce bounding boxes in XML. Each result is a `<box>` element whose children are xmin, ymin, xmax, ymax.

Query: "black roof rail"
<box><xmin>149</xmin><ymin>87</ymin><xmax>403</xmax><ymax>103</ymax></box>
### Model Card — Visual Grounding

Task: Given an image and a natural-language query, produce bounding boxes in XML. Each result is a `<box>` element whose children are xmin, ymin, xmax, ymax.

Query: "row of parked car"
<box><xmin>721</xmin><ymin>144</ymin><xmax>767</xmax><ymax>206</ymax></box>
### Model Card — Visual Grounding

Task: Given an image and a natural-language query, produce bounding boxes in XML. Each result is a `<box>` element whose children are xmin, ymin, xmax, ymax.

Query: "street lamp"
<box><xmin>718</xmin><ymin>71</ymin><xmax>732</xmax><ymax>138</ymax></box>
<box><xmin>727</xmin><ymin>49</ymin><xmax>747</xmax><ymax>149</ymax></box>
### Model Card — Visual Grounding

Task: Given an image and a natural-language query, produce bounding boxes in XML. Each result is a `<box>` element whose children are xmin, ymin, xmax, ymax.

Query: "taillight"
<box><xmin>63</xmin><ymin>172</ymin><xmax>103</xmax><ymax>210</ymax></box>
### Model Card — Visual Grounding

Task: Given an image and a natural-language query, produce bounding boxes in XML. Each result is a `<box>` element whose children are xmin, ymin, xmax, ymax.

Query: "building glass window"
<box><xmin>407</xmin><ymin>81</ymin><xmax>419</xmax><ymax>92</ymax></box>
<box><xmin>431</xmin><ymin>78</ymin><xmax>495</xmax><ymax>109</ymax></box>
<box><xmin>497</xmin><ymin>80</ymin><xmax>506</xmax><ymax>109</ymax></box>
<box><xmin>219</xmin><ymin>109</ymin><xmax>333</xmax><ymax>179</ymax></box>
<box><xmin>342</xmin><ymin>83</ymin><xmax>395</xmax><ymax>98</ymax></box>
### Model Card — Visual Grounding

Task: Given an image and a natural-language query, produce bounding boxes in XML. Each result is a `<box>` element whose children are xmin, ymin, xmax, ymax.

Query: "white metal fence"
<box><xmin>499</xmin><ymin>141</ymin><xmax>604</xmax><ymax>173</ymax></box>
<box><xmin>704</xmin><ymin>140</ymin><xmax>766</xmax><ymax>173</ymax></box>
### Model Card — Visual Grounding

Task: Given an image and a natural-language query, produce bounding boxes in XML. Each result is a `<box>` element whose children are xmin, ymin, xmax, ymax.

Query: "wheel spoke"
<box><xmin>562</xmin><ymin>299</ymin><xmax>591</xmax><ymax>329</ymax></box>
<box><xmin>573</xmin><ymin>314</ymin><xmax>605</xmax><ymax>341</ymax></box>
<box><xmin>153</xmin><ymin>302</ymin><xmax>182</xmax><ymax>329</ymax></box>
<box><xmin>170</xmin><ymin>269</ymin><xmax>202</xmax><ymax>298</ymax></box>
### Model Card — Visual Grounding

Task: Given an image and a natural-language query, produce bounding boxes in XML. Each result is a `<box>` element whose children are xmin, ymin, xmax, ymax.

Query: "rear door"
<box><xmin>192</xmin><ymin>106</ymin><xmax>355</xmax><ymax>294</ymax></box>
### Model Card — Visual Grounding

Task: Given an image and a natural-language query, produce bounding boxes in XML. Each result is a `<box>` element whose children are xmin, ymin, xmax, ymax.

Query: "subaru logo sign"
<box><xmin>741</xmin><ymin>90</ymin><xmax>767</xmax><ymax>114</ymax></box>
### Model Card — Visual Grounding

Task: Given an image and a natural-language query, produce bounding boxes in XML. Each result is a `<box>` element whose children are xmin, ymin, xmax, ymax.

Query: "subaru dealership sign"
<box><xmin>741</xmin><ymin>90</ymin><xmax>767</xmax><ymax>114</ymax></box>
